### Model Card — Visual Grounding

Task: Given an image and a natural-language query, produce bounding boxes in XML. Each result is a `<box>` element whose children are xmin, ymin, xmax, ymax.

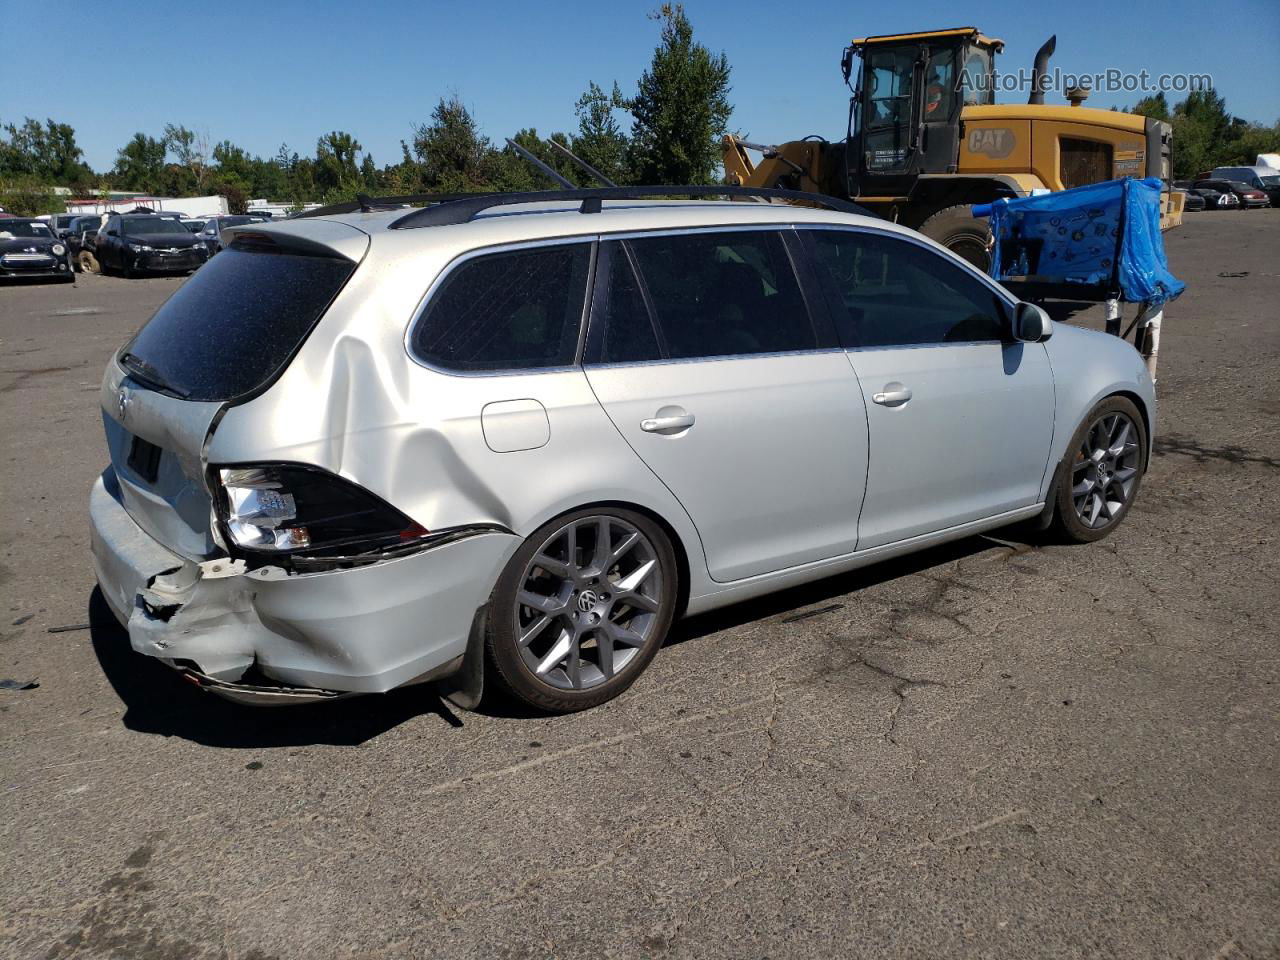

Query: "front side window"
<box><xmin>805</xmin><ymin>230</ymin><xmax>1008</xmax><ymax>347</ymax></box>
<box><xmin>611</xmin><ymin>230</ymin><xmax>813</xmax><ymax>362</ymax></box>
<box><xmin>411</xmin><ymin>243</ymin><xmax>591</xmax><ymax>372</ymax></box>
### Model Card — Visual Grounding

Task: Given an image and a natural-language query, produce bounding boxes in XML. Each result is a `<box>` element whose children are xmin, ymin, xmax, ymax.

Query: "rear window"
<box><xmin>120</xmin><ymin>245</ymin><xmax>355</xmax><ymax>401</ymax></box>
<box><xmin>409</xmin><ymin>243</ymin><xmax>591</xmax><ymax>372</ymax></box>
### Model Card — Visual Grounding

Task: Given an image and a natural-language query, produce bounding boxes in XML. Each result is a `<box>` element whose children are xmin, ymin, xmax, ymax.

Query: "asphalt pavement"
<box><xmin>1</xmin><ymin>211</ymin><xmax>1277</xmax><ymax>959</ymax></box>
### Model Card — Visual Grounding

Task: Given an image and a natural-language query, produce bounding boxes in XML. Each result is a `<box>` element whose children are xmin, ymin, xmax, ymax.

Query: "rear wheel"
<box><xmin>1050</xmin><ymin>396</ymin><xmax>1147</xmax><ymax>543</ymax></box>
<box><xmin>918</xmin><ymin>204</ymin><xmax>993</xmax><ymax>272</ymax></box>
<box><xmin>485</xmin><ymin>507</ymin><xmax>677</xmax><ymax>713</ymax></box>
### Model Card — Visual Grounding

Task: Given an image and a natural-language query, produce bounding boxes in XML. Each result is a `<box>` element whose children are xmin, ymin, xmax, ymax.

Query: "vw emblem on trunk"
<box><xmin>117</xmin><ymin>388</ymin><xmax>131</xmax><ymax>421</ymax></box>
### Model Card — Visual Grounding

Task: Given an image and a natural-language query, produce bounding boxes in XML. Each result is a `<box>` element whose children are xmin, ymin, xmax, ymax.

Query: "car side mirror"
<box><xmin>1013</xmin><ymin>302</ymin><xmax>1053</xmax><ymax>342</ymax></box>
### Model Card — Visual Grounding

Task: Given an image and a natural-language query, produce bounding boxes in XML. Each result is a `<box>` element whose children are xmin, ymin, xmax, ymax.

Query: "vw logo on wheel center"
<box><xmin>577</xmin><ymin>590</ymin><xmax>598</xmax><ymax>612</ymax></box>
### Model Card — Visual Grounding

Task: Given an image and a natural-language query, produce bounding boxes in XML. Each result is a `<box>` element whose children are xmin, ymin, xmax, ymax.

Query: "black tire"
<box><xmin>485</xmin><ymin>506</ymin><xmax>678</xmax><ymax>713</ymax></box>
<box><xmin>1049</xmin><ymin>395</ymin><xmax>1147</xmax><ymax>544</ymax></box>
<box><xmin>918</xmin><ymin>204</ymin><xmax>993</xmax><ymax>272</ymax></box>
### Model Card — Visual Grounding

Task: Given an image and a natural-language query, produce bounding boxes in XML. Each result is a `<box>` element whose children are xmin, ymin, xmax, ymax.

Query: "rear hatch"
<box><xmin>100</xmin><ymin>219</ymin><xmax>369</xmax><ymax>559</ymax></box>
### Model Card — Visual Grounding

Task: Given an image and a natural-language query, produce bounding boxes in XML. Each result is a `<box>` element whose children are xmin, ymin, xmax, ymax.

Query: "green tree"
<box><xmin>163</xmin><ymin>124</ymin><xmax>209</xmax><ymax>190</ymax></box>
<box><xmin>113</xmin><ymin>132</ymin><xmax>167</xmax><ymax>191</ymax></box>
<box><xmin>505</xmin><ymin>127</ymin><xmax>582</xmax><ymax>189</ymax></box>
<box><xmin>315</xmin><ymin>130</ymin><xmax>363</xmax><ymax>199</ymax></box>
<box><xmin>411</xmin><ymin>96</ymin><xmax>507</xmax><ymax>192</ymax></box>
<box><xmin>627</xmin><ymin>4</ymin><xmax>732</xmax><ymax>184</ymax></box>
<box><xmin>1128</xmin><ymin>92</ymin><xmax>1170</xmax><ymax>123</ymax></box>
<box><xmin>573</xmin><ymin>82</ymin><xmax>631</xmax><ymax>184</ymax></box>
<box><xmin>360</xmin><ymin>152</ymin><xmax>380</xmax><ymax>192</ymax></box>
<box><xmin>1</xmin><ymin>117</ymin><xmax>93</xmax><ymax>185</ymax></box>
<box><xmin>211</xmin><ymin>140</ymin><xmax>253</xmax><ymax>190</ymax></box>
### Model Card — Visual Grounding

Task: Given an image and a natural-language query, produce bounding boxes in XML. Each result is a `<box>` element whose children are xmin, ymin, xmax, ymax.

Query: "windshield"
<box><xmin>0</xmin><ymin>221</ymin><xmax>54</xmax><ymax>239</ymax></box>
<box><xmin>122</xmin><ymin>217</ymin><xmax>189</xmax><ymax>236</ymax></box>
<box><xmin>120</xmin><ymin>245</ymin><xmax>357</xmax><ymax>401</ymax></box>
<box><xmin>184</xmin><ymin>220</ymin><xmax>206</xmax><ymax>232</ymax></box>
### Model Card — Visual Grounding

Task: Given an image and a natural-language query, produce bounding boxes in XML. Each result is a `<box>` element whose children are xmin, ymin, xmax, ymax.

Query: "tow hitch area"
<box><xmin>179</xmin><ymin>667</ymin><xmax>353</xmax><ymax>706</ymax></box>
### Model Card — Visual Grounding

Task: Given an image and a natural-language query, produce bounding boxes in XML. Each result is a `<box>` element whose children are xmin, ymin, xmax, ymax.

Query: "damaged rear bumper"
<box><xmin>89</xmin><ymin>468</ymin><xmax>518</xmax><ymax>700</ymax></box>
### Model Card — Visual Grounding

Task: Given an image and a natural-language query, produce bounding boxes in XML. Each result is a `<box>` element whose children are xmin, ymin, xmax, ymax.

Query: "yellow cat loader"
<box><xmin>724</xmin><ymin>27</ymin><xmax>1183</xmax><ymax>269</ymax></box>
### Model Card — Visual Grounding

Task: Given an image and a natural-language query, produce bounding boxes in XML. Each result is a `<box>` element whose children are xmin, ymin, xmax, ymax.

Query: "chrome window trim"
<box><xmin>403</xmin><ymin>235</ymin><xmax>597</xmax><ymax>379</ymax></box>
<box><xmin>583</xmin><ymin>347</ymin><xmax>851</xmax><ymax>371</ymax></box>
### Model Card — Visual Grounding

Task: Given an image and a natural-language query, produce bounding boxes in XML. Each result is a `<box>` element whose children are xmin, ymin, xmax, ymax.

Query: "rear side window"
<box><xmin>411</xmin><ymin>243</ymin><xmax>591</xmax><ymax>372</ymax></box>
<box><xmin>590</xmin><ymin>244</ymin><xmax>661</xmax><ymax>364</ymax></box>
<box><xmin>805</xmin><ymin>230</ymin><xmax>1008</xmax><ymax>347</ymax></box>
<box><xmin>120</xmin><ymin>246</ymin><xmax>356</xmax><ymax>401</ymax></box>
<box><xmin>620</xmin><ymin>230</ymin><xmax>814</xmax><ymax>361</ymax></box>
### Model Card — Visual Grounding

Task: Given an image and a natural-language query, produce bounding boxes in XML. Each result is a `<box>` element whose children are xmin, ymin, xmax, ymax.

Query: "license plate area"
<box><xmin>127</xmin><ymin>436</ymin><xmax>163</xmax><ymax>483</ymax></box>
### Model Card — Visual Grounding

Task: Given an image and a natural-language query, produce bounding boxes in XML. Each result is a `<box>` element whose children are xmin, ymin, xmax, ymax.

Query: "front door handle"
<box><xmin>872</xmin><ymin>383</ymin><xmax>912</xmax><ymax>407</ymax></box>
<box><xmin>641</xmin><ymin>412</ymin><xmax>696</xmax><ymax>434</ymax></box>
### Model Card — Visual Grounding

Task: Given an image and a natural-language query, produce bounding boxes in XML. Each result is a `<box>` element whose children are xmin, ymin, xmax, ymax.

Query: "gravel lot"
<box><xmin>2</xmin><ymin>212</ymin><xmax>1278</xmax><ymax>960</ymax></box>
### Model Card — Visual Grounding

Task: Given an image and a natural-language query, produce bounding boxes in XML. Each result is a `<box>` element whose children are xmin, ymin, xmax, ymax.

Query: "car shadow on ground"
<box><xmin>87</xmin><ymin>531</ymin><xmax>1036</xmax><ymax>746</ymax></box>
<box><xmin>665</xmin><ymin>532</ymin><xmax>1021</xmax><ymax>647</ymax></box>
<box><xmin>87</xmin><ymin>588</ymin><xmax>465</xmax><ymax>749</ymax></box>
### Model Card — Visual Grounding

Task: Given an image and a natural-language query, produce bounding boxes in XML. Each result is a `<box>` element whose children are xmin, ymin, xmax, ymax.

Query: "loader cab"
<box><xmin>844</xmin><ymin>27</ymin><xmax>1002</xmax><ymax>199</ymax></box>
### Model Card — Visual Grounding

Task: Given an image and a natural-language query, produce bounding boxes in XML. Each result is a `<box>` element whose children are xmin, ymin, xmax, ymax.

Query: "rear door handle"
<box><xmin>641</xmin><ymin>413</ymin><xmax>696</xmax><ymax>433</ymax></box>
<box><xmin>872</xmin><ymin>384</ymin><xmax>912</xmax><ymax>407</ymax></box>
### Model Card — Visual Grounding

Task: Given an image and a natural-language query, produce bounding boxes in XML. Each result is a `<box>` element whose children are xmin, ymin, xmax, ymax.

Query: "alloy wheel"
<box><xmin>514</xmin><ymin>515</ymin><xmax>665</xmax><ymax>691</ymax></box>
<box><xmin>1071</xmin><ymin>411</ymin><xmax>1141</xmax><ymax>529</ymax></box>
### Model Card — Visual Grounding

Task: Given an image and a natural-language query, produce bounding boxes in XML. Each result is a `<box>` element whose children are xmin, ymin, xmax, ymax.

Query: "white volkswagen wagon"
<box><xmin>89</xmin><ymin>188</ymin><xmax>1154</xmax><ymax>712</ymax></box>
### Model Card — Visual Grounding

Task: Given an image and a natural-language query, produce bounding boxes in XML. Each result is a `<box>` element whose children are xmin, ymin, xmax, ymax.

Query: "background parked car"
<box><xmin>1210</xmin><ymin>166</ymin><xmax>1280</xmax><ymax>206</ymax></box>
<box><xmin>93</xmin><ymin>214</ymin><xmax>209</xmax><ymax>278</ymax></box>
<box><xmin>44</xmin><ymin>213</ymin><xmax>87</xmax><ymax>239</ymax></box>
<box><xmin>197</xmin><ymin>214</ymin><xmax>262</xmax><ymax>254</ymax></box>
<box><xmin>0</xmin><ymin>217</ymin><xmax>74</xmax><ymax>282</ymax></box>
<box><xmin>66</xmin><ymin>215</ymin><xmax>101</xmax><ymax>271</ymax></box>
<box><xmin>1173</xmin><ymin>187</ymin><xmax>1205</xmax><ymax>212</ymax></box>
<box><xmin>1185</xmin><ymin>184</ymin><xmax>1240</xmax><ymax>210</ymax></box>
<box><xmin>1193</xmin><ymin>178</ymin><xmax>1270</xmax><ymax>209</ymax></box>
<box><xmin>180</xmin><ymin>218</ymin><xmax>208</xmax><ymax>234</ymax></box>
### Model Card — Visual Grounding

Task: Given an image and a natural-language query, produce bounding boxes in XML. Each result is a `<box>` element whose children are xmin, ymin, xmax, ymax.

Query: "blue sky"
<box><xmin>2</xmin><ymin>0</ymin><xmax>1277</xmax><ymax>172</ymax></box>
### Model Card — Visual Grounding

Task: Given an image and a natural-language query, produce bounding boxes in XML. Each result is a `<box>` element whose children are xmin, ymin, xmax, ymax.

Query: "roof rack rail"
<box><xmin>292</xmin><ymin>192</ymin><xmax>476</xmax><ymax>219</ymax></box>
<box><xmin>388</xmin><ymin>185</ymin><xmax>871</xmax><ymax>229</ymax></box>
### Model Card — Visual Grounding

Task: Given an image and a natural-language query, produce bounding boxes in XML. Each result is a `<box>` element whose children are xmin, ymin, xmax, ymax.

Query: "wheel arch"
<box><xmin>1107</xmin><ymin>389</ymin><xmax>1154</xmax><ymax>465</ymax></box>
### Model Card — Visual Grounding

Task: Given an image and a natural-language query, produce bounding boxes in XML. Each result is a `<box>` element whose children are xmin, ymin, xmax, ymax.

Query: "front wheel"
<box><xmin>918</xmin><ymin>204</ymin><xmax>993</xmax><ymax>272</ymax></box>
<box><xmin>485</xmin><ymin>507</ymin><xmax>678</xmax><ymax>713</ymax></box>
<box><xmin>1050</xmin><ymin>396</ymin><xmax>1147</xmax><ymax>543</ymax></box>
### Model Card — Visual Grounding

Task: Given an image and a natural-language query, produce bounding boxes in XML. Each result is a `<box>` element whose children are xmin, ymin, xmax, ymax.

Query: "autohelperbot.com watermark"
<box><xmin>967</xmin><ymin>67</ymin><xmax>1214</xmax><ymax>96</ymax></box>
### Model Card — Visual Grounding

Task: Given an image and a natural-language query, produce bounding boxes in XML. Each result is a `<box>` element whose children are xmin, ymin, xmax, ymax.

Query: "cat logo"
<box><xmin>967</xmin><ymin>127</ymin><xmax>1016</xmax><ymax>159</ymax></box>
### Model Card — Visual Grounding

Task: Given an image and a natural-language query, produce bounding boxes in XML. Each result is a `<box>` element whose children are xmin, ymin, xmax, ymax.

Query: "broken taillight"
<box><xmin>214</xmin><ymin>464</ymin><xmax>428</xmax><ymax>557</ymax></box>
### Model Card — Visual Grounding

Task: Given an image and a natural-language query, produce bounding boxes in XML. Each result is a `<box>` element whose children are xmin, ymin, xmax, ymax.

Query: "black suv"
<box><xmin>94</xmin><ymin>214</ymin><xmax>210</xmax><ymax>277</ymax></box>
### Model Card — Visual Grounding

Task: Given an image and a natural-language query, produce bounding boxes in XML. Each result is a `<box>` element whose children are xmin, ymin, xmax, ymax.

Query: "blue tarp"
<box><xmin>972</xmin><ymin>177</ymin><xmax>1185</xmax><ymax>305</ymax></box>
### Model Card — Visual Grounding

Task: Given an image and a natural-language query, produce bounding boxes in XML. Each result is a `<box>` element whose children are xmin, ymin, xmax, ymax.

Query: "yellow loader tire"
<box><xmin>78</xmin><ymin>250</ymin><xmax>101</xmax><ymax>275</ymax></box>
<box><xmin>919</xmin><ymin>204</ymin><xmax>993</xmax><ymax>273</ymax></box>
